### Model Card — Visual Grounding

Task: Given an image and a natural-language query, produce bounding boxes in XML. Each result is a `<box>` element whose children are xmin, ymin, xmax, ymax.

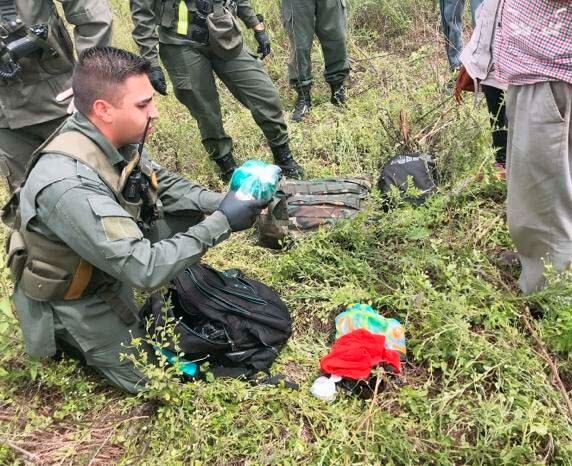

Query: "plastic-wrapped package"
<box><xmin>159</xmin><ymin>347</ymin><xmax>198</xmax><ymax>377</ymax></box>
<box><xmin>229</xmin><ymin>160</ymin><xmax>282</xmax><ymax>201</ymax></box>
<box><xmin>310</xmin><ymin>375</ymin><xmax>342</xmax><ymax>401</ymax></box>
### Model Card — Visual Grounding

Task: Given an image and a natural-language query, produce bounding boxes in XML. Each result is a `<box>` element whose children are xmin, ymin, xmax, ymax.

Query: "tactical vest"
<box><xmin>3</xmin><ymin>130</ymin><xmax>160</xmax><ymax>320</ymax></box>
<box><xmin>0</xmin><ymin>0</ymin><xmax>75</xmax><ymax>84</ymax></box>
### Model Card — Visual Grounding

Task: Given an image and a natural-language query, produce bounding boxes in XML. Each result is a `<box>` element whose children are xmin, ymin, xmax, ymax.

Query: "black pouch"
<box><xmin>178</xmin><ymin>0</ymin><xmax>212</xmax><ymax>45</ymax></box>
<box><xmin>196</xmin><ymin>0</ymin><xmax>214</xmax><ymax>15</ymax></box>
<box><xmin>189</xmin><ymin>13</ymin><xmax>209</xmax><ymax>44</ymax></box>
<box><xmin>20</xmin><ymin>259</ymin><xmax>71</xmax><ymax>302</ymax></box>
<box><xmin>6</xmin><ymin>230</ymin><xmax>27</xmax><ymax>283</ymax></box>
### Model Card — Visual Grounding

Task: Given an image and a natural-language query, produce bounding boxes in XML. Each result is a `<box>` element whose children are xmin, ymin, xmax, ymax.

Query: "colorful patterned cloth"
<box><xmin>496</xmin><ymin>0</ymin><xmax>572</xmax><ymax>85</ymax></box>
<box><xmin>320</xmin><ymin>329</ymin><xmax>401</xmax><ymax>379</ymax></box>
<box><xmin>335</xmin><ymin>304</ymin><xmax>406</xmax><ymax>358</ymax></box>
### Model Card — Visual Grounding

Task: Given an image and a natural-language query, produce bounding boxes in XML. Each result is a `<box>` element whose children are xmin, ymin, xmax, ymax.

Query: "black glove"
<box><xmin>254</xmin><ymin>29</ymin><xmax>271</xmax><ymax>60</ymax></box>
<box><xmin>217</xmin><ymin>191</ymin><xmax>268</xmax><ymax>232</ymax></box>
<box><xmin>148</xmin><ymin>66</ymin><xmax>168</xmax><ymax>96</ymax></box>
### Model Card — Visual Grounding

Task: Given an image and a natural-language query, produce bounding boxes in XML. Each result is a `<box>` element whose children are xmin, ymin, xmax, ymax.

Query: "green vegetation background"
<box><xmin>1</xmin><ymin>0</ymin><xmax>571</xmax><ymax>464</ymax></box>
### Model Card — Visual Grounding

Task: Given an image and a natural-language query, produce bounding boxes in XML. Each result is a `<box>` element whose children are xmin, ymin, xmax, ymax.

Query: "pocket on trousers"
<box><xmin>546</xmin><ymin>82</ymin><xmax>567</xmax><ymax>123</ymax></box>
<box><xmin>281</xmin><ymin>0</ymin><xmax>293</xmax><ymax>26</ymax></box>
<box><xmin>159</xmin><ymin>45</ymin><xmax>196</xmax><ymax>90</ymax></box>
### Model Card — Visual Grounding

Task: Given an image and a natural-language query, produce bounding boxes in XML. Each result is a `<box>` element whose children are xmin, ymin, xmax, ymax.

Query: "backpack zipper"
<box><xmin>213</xmin><ymin>271</ymin><xmax>268</xmax><ymax>304</ymax></box>
<box><xmin>212</xmin><ymin>284</ymin><xmax>268</xmax><ymax>305</ymax></box>
<box><xmin>214</xmin><ymin>272</ymin><xmax>289</xmax><ymax>316</ymax></box>
<box><xmin>185</xmin><ymin>269</ymin><xmax>291</xmax><ymax>326</ymax></box>
<box><xmin>177</xmin><ymin>318</ymin><xmax>229</xmax><ymax>347</ymax></box>
<box><xmin>187</xmin><ymin>270</ymin><xmax>253</xmax><ymax>317</ymax></box>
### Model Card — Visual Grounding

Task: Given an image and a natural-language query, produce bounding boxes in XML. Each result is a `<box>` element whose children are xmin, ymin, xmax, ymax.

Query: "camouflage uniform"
<box><xmin>9</xmin><ymin>112</ymin><xmax>230</xmax><ymax>393</ymax></box>
<box><xmin>0</xmin><ymin>0</ymin><xmax>113</xmax><ymax>191</ymax></box>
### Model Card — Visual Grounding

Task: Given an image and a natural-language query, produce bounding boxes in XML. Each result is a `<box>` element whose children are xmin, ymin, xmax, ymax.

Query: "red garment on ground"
<box><xmin>320</xmin><ymin>328</ymin><xmax>401</xmax><ymax>379</ymax></box>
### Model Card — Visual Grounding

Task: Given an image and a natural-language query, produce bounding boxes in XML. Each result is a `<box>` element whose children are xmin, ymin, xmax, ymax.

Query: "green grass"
<box><xmin>1</xmin><ymin>0</ymin><xmax>571</xmax><ymax>464</ymax></box>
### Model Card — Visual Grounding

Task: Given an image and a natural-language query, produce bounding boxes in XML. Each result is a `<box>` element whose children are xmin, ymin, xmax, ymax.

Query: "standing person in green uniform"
<box><xmin>281</xmin><ymin>0</ymin><xmax>350</xmax><ymax>122</ymax></box>
<box><xmin>4</xmin><ymin>47</ymin><xmax>267</xmax><ymax>394</ymax></box>
<box><xmin>129</xmin><ymin>0</ymin><xmax>305</xmax><ymax>182</ymax></box>
<box><xmin>0</xmin><ymin>0</ymin><xmax>113</xmax><ymax>192</ymax></box>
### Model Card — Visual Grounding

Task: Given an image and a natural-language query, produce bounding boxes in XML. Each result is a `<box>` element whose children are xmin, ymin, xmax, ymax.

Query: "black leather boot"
<box><xmin>329</xmin><ymin>81</ymin><xmax>347</xmax><ymax>106</ymax></box>
<box><xmin>292</xmin><ymin>85</ymin><xmax>312</xmax><ymax>122</ymax></box>
<box><xmin>271</xmin><ymin>143</ymin><xmax>305</xmax><ymax>180</ymax></box>
<box><xmin>215</xmin><ymin>152</ymin><xmax>238</xmax><ymax>183</ymax></box>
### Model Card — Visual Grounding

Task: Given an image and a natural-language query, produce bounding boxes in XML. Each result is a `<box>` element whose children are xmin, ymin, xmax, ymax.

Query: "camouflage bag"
<box><xmin>258</xmin><ymin>178</ymin><xmax>371</xmax><ymax>249</ymax></box>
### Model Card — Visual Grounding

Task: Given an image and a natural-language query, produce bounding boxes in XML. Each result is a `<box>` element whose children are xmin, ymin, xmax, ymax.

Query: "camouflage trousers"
<box><xmin>281</xmin><ymin>0</ymin><xmax>350</xmax><ymax>88</ymax></box>
<box><xmin>159</xmin><ymin>42</ymin><xmax>289</xmax><ymax>162</ymax></box>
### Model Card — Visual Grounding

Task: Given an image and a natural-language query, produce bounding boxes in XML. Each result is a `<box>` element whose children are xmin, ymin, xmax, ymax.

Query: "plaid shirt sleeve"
<box><xmin>495</xmin><ymin>0</ymin><xmax>572</xmax><ymax>85</ymax></box>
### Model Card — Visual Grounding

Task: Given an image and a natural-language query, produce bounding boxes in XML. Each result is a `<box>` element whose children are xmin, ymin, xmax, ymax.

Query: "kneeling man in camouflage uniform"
<box><xmin>4</xmin><ymin>47</ymin><xmax>266</xmax><ymax>394</ymax></box>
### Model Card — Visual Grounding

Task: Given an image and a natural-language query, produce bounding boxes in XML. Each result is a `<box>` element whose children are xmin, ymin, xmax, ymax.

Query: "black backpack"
<box><xmin>377</xmin><ymin>153</ymin><xmax>437</xmax><ymax>206</ymax></box>
<box><xmin>141</xmin><ymin>264</ymin><xmax>292</xmax><ymax>379</ymax></box>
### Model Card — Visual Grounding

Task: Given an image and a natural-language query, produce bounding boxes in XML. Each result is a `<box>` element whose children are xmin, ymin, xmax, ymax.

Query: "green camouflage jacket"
<box><xmin>14</xmin><ymin>111</ymin><xmax>230</xmax><ymax>358</ymax></box>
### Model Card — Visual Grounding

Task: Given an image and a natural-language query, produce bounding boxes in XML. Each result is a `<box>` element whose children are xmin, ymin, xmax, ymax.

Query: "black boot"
<box><xmin>330</xmin><ymin>81</ymin><xmax>347</xmax><ymax>106</ymax></box>
<box><xmin>215</xmin><ymin>152</ymin><xmax>237</xmax><ymax>183</ymax></box>
<box><xmin>271</xmin><ymin>143</ymin><xmax>305</xmax><ymax>180</ymax></box>
<box><xmin>292</xmin><ymin>86</ymin><xmax>312</xmax><ymax>122</ymax></box>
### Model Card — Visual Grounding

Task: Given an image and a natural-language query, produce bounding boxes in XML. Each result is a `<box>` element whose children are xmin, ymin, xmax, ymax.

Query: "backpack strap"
<box><xmin>288</xmin><ymin>194</ymin><xmax>364</xmax><ymax>210</ymax></box>
<box><xmin>41</xmin><ymin>131</ymin><xmax>123</xmax><ymax>198</ymax></box>
<box><xmin>280</xmin><ymin>178</ymin><xmax>371</xmax><ymax>196</ymax></box>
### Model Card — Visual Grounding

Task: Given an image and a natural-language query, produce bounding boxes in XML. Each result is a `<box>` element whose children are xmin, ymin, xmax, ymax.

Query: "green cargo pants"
<box><xmin>159</xmin><ymin>43</ymin><xmax>289</xmax><ymax>161</ymax></box>
<box><xmin>0</xmin><ymin>116</ymin><xmax>67</xmax><ymax>192</ymax></box>
<box><xmin>13</xmin><ymin>283</ymin><xmax>150</xmax><ymax>395</ymax></box>
<box><xmin>281</xmin><ymin>0</ymin><xmax>349</xmax><ymax>88</ymax></box>
<box><xmin>53</xmin><ymin>311</ymin><xmax>150</xmax><ymax>394</ymax></box>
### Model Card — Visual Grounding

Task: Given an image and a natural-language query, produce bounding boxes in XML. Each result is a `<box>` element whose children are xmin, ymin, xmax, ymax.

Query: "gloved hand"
<box><xmin>148</xmin><ymin>66</ymin><xmax>168</xmax><ymax>96</ymax></box>
<box><xmin>254</xmin><ymin>29</ymin><xmax>271</xmax><ymax>60</ymax></box>
<box><xmin>454</xmin><ymin>65</ymin><xmax>475</xmax><ymax>103</ymax></box>
<box><xmin>217</xmin><ymin>191</ymin><xmax>269</xmax><ymax>232</ymax></box>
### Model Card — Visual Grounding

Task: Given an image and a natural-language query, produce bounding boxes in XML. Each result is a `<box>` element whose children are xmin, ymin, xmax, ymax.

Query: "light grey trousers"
<box><xmin>506</xmin><ymin>81</ymin><xmax>572</xmax><ymax>294</ymax></box>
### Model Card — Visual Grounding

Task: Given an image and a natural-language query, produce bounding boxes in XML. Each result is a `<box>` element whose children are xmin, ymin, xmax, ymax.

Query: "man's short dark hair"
<box><xmin>72</xmin><ymin>47</ymin><xmax>151</xmax><ymax>115</ymax></box>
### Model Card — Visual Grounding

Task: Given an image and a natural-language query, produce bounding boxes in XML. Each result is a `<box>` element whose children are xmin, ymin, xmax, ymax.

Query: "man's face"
<box><xmin>107</xmin><ymin>74</ymin><xmax>159</xmax><ymax>146</ymax></box>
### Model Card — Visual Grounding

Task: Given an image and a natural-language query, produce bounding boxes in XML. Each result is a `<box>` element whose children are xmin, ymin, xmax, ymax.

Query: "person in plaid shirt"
<box><xmin>495</xmin><ymin>0</ymin><xmax>572</xmax><ymax>294</ymax></box>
